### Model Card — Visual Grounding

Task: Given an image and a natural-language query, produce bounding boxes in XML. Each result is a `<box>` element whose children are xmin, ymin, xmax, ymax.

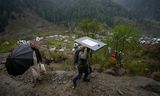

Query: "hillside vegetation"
<box><xmin>113</xmin><ymin>0</ymin><xmax>160</xmax><ymax>21</ymax></box>
<box><xmin>0</xmin><ymin>0</ymin><xmax>130</xmax><ymax>33</ymax></box>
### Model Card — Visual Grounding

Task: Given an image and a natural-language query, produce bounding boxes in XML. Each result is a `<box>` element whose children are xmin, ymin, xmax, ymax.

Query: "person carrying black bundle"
<box><xmin>30</xmin><ymin>42</ymin><xmax>46</xmax><ymax>87</ymax></box>
<box><xmin>30</xmin><ymin>43</ymin><xmax>42</xmax><ymax>63</ymax></box>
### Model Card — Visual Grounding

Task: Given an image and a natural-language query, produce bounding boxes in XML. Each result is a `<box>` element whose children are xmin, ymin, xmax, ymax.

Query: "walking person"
<box><xmin>30</xmin><ymin>42</ymin><xmax>46</xmax><ymax>87</ymax></box>
<box><xmin>72</xmin><ymin>46</ymin><xmax>90</xmax><ymax>88</ymax></box>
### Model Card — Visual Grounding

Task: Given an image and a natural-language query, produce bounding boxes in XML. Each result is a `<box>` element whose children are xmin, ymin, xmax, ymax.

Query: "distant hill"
<box><xmin>0</xmin><ymin>0</ymin><xmax>160</xmax><ymax>36</ymax></box>
<box><xmin>0</xmin><ymin>0</ymin><xmax>130</xmax><ymax>33</ymax></box>
<box><xmin>113</xmin><ymin>0</ymin><xmax>160</xmax><ymax>21</ymax></box>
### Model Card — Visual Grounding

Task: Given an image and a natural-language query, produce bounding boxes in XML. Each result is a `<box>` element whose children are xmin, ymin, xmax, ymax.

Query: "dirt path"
<box><xmin>0</xmin><ymin>63</ymin><xmax>160</xmax><ymax>96</ymax></box>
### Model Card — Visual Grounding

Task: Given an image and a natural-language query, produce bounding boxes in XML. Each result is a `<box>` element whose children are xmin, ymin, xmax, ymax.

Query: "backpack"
<box><xmin>74</xmin><ymin>49</ymin><xmax>81</xmax><ymax>65</ymax></box>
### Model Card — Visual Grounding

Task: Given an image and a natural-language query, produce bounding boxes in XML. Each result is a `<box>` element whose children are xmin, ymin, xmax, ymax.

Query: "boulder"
<box><xmin>142</xmin><ymin>82</ymin><xmax>160</xmax><ymax>95</ymax></box>
<box><xmin>152</xmin><ymin>72</ymin><xmax>160</xmax><ymax>81</ymax></box>
<box><xmin>104</xmin><ymin>68</ymin><xmax>116</xmax><ymax>75</ymax></box>
<box><xmin>55</xmin><ymin>71</ymin><xmax>67</xmax><ymax>79</ymax></box>
<box><xmin>49</xmin><ymin>47</ymin><xmax>56</xmax><ymax>51</ymax></box>
<box><xmin>58</xmin><ymin>48</ymin><xmax>65</xmax><ymax>52</ymax></box>
<box><xmin>0</xmin><ymin>65</ymin><xmax>3</xmax><ymax>70</ymax></box>
<box><xmin>117</xmin><ymin>68</ymin><xmax>126</xmax><ymax>76</ymax></box>
<box><xmin>92</xmin><ymin>64</ymin><xmax>103</xmax><ymax>73</ymax></box>
<box><xmin>104</xmin><ymin>67</ymin><xmax>126</xmax><ymax>76</ymax></box>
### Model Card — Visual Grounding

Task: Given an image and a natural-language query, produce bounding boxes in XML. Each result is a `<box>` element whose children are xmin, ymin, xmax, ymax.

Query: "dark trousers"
<box><xmin>88</xmin><ymin>66</ymin><xmax>92</xmax><ymax>74</ymax></box>
<box><xmin>73</xmin><ymin>65</ymin><xmax>89</xmax><ymax>86</ymax></box>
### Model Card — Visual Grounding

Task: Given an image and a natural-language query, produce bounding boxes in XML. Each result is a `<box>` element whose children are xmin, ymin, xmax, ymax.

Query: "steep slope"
<box><xmin>0</xmin><ymin>11</ymin><xmax>51</xmax><ymax>39</ymax></box>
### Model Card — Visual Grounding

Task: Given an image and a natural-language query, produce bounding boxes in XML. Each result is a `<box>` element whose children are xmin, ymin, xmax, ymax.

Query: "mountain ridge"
<box><xmin>0</xmin><ymin>0</ymin><xmax>130</xmax><ymax>33</ymax></box>
<box><xmin>113</xmin><ymin>0</ymin><xmax>160</xmax><ymax>21</ymax></box>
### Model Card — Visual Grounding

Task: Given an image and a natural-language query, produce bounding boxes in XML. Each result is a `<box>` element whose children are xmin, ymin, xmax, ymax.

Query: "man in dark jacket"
<box><xmin>72</xmin><ymin>46</ymin><xmax>90</xmax><ymax>88</ymax></box>
<box><xmin>30</xmin><ymin>43</ymin><xmax>42</xmax><ymax>63</ymax></box>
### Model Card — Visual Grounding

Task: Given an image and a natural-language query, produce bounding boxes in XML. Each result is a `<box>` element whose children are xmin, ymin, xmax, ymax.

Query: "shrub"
<box><xmin>142</xmin><ymin>44</ymin><xmax>160</xmax><ymax>73</ymax></box>
<box><xmin>92</xmin><ymin>47</ymin><xmax>108</xmax><ymax>69</ymax></box>
<box><xmin>47</xmin><ymin>39</ymin><xmax>63</xmax><ymax>48</ymax></box>
<box><xmin>41</xmin><ymin>49</ymin><xmax>68</xmax><ymax>63</ymax></box>
<box><xmin>152</xmin><ymin>72</ymin><xmax>160</xmax><ymax>81</ymax></box>
<box><xmin>125</xmin><ymin>60</ymin><xmax>148</xmax><ymax>76</ymax></box>
<box><xmin>0</xmin><ymin>39</ymin><xmax>16</xmax><ymax>53</ymax></box>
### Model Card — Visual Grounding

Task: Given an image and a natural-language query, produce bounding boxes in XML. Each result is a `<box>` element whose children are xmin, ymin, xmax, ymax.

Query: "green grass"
<box><xmin>92</xmin><ymin>47</ymin><xmax>109</xmax><ymax>68</ymax></box>
<box><xmin>47</xmin><ymin>37</ymin><xmax>74</xmax><ymax>49</ymax></box>
<box><xmin>0</xmin><ymin>39</ymin><xmax>17</xmax><ymax>53</ymax></box>
<box><xmin>47</xmin><ymin>39</ymin><xmax>65</xmax><ymax>48</ymax></box>
<box><xmin>125</xmin><ymin>60</ymin><xmax>148</xmax><ymax>76</ymax></box>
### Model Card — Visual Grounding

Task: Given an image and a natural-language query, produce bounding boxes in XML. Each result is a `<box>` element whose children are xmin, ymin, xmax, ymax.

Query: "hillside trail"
<box><xmin>0</xmin><ymin>63</ymin><xmax>160</xmax><ymax>96</ymax></box>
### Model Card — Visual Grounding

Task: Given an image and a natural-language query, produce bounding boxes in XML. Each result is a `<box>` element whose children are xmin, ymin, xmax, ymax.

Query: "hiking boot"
<box><xmin>32</xmin><ymin>83</ymin><xmax>37</xmax><ymax>88</ymax></box>
<box><xmin>83</xmin><ymin>79</ymin><xmax>90</xmax><ymax>82</ymax></box>
<box><xmin>72</xmin><ymin>79</ymin><xmax>77</xmax><ymax>88</ymax></box>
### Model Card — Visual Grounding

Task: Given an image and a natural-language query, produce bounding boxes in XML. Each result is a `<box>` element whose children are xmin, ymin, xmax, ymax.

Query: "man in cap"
<box><xmin>30</xmin><ymin>42</ymin><xmax>42</xmax><ymax>63</ymax></box>
<box><xmin>72</xmin><ymin>46</ymin><xmax>90</xmax><ymax>88</ymax></box>
<box><xmin>72</xmin><ymin>43</ymin><xmax>79</xmax><ymax>55</ymax></box>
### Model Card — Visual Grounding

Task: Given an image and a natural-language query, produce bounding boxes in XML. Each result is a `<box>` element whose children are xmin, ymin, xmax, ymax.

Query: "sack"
<box><xmin>39</xmin><ymin>63</ymin><xmax>47</xmax><ymax>74</ymax></box>
<box><xmin>31</xmin><ymin>67</ymin><xmax>40</xmax><ymax>81</ymax></box>
<box><xmin>74</xmin><ymin>49</ymin><xmax>81</xmax><ymax>65</ymax></box>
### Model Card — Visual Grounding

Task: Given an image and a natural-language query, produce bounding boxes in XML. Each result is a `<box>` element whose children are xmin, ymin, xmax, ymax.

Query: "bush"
<box><xmin>142</xmin><ymin>44</ymin><xmax>160</xmax><ymax>73</ymax></box>
<box><xmin>50</xmin><ymin>51</ymin><xmax>68</xmax><ymax>63</ymax></box>
<box><xmin>152</xmin><ymin>72</ymin><xmax>160</xmax><ymax>81</ymax></box>
<box><xmin>41</xmin><ymin>49</ymin><xmax>68</xmax><ymax>63</ymax></box>
<box><xmin>126</xmin><ymin>60</ymin><xmax>148</xmax><ymax>76</ymax></box>
<box><xmin>92</xmin><ymin>47</ymin><xmax>108</xmax><ymax>69</ymax></box>
<box><xmin>47</xmin><ymin>39</ymin><xmax>63</xmax><ymax>48</ymax></box>
<box><xmin>0</xmin><ymin>39</ymin><xmax>16</xmax><ymax>53</ymax></box>
<box><xmin>40</xmin><ymin>48</ymin><xmax>73</xmax><ymax>71</ymax></box>
<box><xmin>122</xmin><ymin>47</ymin><xmax>149</xmax><ymax>76</ymax></box>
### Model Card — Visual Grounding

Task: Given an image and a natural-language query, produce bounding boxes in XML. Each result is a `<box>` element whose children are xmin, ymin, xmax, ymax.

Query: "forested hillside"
<box><xmin>113</xmin><ymin>0</ymin><xmax>160</xmax><ymax>21</ymax></box>
<box><xmin>1</xmin><ymin>0</ymin><xmax>160</xmax><ymax>36</ymax></box>
<box><xmin>0</xmin><ymin>0</ymin><xmax>130</xmax><ymax>33</ymax></box>
<box><xmin>24</xmin><ymin>0</ymin><xmax>130</xmax><ymax>23</ymax></box>
<box><xmin>0</xmin><ymin>0</ymin><xmax>23</xmax><ymax>32</ymax></box>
